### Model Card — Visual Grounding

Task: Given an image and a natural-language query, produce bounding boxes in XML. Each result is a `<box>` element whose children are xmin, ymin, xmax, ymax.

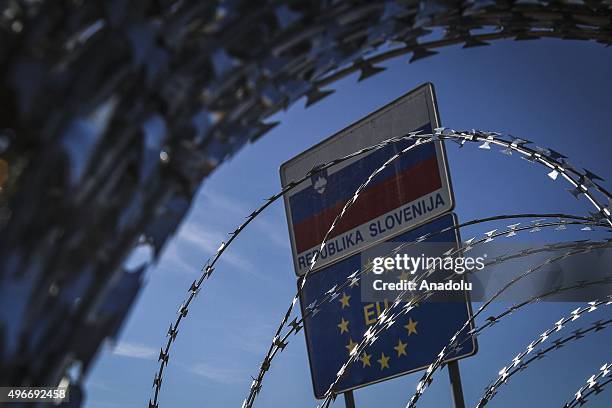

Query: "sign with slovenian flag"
<box><xmin>280</xmin><ymin>84</ymin><xmax>477</xmax><ymax>398</ymax></box>
<box><xmin>279</xmin><ymin>84</ymin><xmax>476</xmax><ymax>398</ymax></box>
<box><xmin>280</xmin><ymin>83</ymin><xmax>454</xmax><ymax>276</ymax></box>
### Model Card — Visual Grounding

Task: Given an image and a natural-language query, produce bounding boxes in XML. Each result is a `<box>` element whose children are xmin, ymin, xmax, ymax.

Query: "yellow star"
<box><xmin>339</xmin><ymin>292</ymin><xmax>351</xmax><ymax>309</ymax></box>
<box><xmin>404</xmin><ymin>318</ymin><xmax>418</xmax><ymax>336</ymax></box>
<box><xmin>337</xmin><ymin>318</ymin><xmax>349</xmax><ymax>334</ymax></box>
<box><xmin>345</xmin><ymin>338</ymin><xmax>358</xmax><ymax>354</ymax></box>
<box><xmin>394</xmin><ymin>339</ymin><xmax>407</xmax><ymax>357</ymax></box>
<box><xmin>360</xmin><ymin>352</ymin><xmax>371</xmax><ymax>368</ymax></box>
<box><xmin>377</xmin><ymin>352</ymin><xmax>390</xmax><ymax>370</ymax></box>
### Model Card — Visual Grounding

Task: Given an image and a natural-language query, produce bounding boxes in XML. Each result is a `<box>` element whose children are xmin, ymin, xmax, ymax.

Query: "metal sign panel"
<box><xmin>280</xmin><ymin>83</ymin><xmax>453</xmax><ymax>276</ymax></box>
<box><xmin>298</xmin><ymin>213</ymin><xmax>477</xmax><ymax>398</ymax></box>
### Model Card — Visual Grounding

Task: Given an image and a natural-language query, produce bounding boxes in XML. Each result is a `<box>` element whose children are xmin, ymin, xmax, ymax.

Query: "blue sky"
<box><xmin>84</xmin><ymin>38</ymin><xmax>611</xmax><ymax>407</ymax></box>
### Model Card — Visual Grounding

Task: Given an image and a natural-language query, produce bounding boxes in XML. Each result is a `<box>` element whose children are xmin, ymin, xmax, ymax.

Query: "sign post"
<box><xmin>280</xmin><ymin>84</ymin><xmax>475</xmax><ymax>401</ymax></box>
<box><xmin>448</xmin><ymin>361</ymin><xmax>466</xmax><ymax>408</ymax></box>
<box><xmin>344</xmin><ymin>390</ymin><xmax>356</xmax><ymax>408</ymax></box>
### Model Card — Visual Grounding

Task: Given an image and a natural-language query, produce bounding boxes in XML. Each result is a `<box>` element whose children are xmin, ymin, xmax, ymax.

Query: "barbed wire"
<box><xmin>563</xmin><ymin>362</ymin><xmax>612</xmax><ymax>408</ymax></box>
<box><xmin>149</xmin><ymin>130</ymin><xmax>426</xmax><ymax>406</ymax></box>
<box><xmin>318</xmin><ymin>240</ymin><xmax>611</xmax><ymax>408</ymax></box>
<box><xmin>249</xmin><ymin>132</ymin><xmax>610</xmax><ymax>407</ymax></box>
<box><xmin>244</xmin><ymin>136</ymin><xmax>440</xmax><ymax>408</ymax></box>
<box><xmin>473</xmin><ymin>277</ymin><xmax>612</xmax><ymax>338</ymax></box>
<box><xmin>372</xmin><ymin>247</ymin><xmax>612</xmax><ymax>368</ymax></box>
<box><xmin>239</xmin><ymin>217</ymin><xmax>606</xmax><ymax>406</ymax></box>
<box><xmin>245</xmin><ymin>139</ymin><xmax>609</xmax><ymax>406</ymax></box>
<box><xmin>151</xmin><ymin>130</ymin><xmax>610</xmax><ymax>406</ymax></box>
<box><xmin>489</xmin><ymin>319</ymin><xmax>612</xmax><ymax>404</ymax></box>
<box><xmin>477</xmin><ymin>300</ymin><xmax>612</xmax><ymax>407</ymax></box>
<box><xmin>315</xmin><ymin>36</ymin><xmax>612</xmax><ymax>93</ymax></box>
<box><xmin>407</xmin><ymin>276</ymin><xmax>612</xmax><ymax>375</ymax></box>
<box><xmin>293</xmin><ymin>131</ymin><xmax>611</xmax><ymax>406</ymax></box>
<box><xmin>4</xmin><ymin>0</ymin><xmax>612</xmax><ymax>389</ymax></box>
<box><xmin>245</xmin><ymin>233</ymin><xmax>611</xmax><ymax>407</ymax></box>
<box><xmin>400</xmin><ymin>243</ymin><xmax>612</xmax><ymax>408</ymax></box>
<box><xmin>429</xmin><ymin>130</ymin><xmax>611</xmax><ymax>220</ymax></box>
<box><xmin>298</xmin><ymin>253</ymin><xmax>612</xmax><ymax>407</ymax></box>
<box><xmin>284</xmin><ymin>129</ymin><xmax>611</xmax><ymax>407</ymax></box>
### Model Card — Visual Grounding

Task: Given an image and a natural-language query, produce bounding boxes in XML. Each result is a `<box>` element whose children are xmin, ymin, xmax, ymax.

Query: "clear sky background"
<box><xmin>84</xmin><ymin>38</ymin><xmax>611</xmax><ymax>407</ymax></box>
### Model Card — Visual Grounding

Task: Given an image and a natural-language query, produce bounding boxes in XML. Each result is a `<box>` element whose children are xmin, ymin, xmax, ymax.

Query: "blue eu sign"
<box><xmin>299</xmin><ymin>213</ymin><xmax>477</xmax><ymax>398</ymax></box>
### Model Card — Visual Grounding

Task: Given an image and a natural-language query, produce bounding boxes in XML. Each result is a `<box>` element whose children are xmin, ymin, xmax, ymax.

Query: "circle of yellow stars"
<box><xmin>335</xmin><ymin>289</ymin><xmax>420</xmax><ymax>372</ymax></box>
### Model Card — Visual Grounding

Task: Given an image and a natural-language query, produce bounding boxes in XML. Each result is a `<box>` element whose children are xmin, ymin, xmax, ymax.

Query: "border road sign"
<box><xmin>298</xmin><ymin>213</ymin><xmax>477</xmax><ymax>398</ymax></box>
<box><xmin>279</xmin><ymin>84</ymin><xmax>475</xmax><ymax>398</ymax></box>
<box><xmin>280</xmin><ymin>83</ymin><xmax>454</xmax><ymax>276</ymax></box>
